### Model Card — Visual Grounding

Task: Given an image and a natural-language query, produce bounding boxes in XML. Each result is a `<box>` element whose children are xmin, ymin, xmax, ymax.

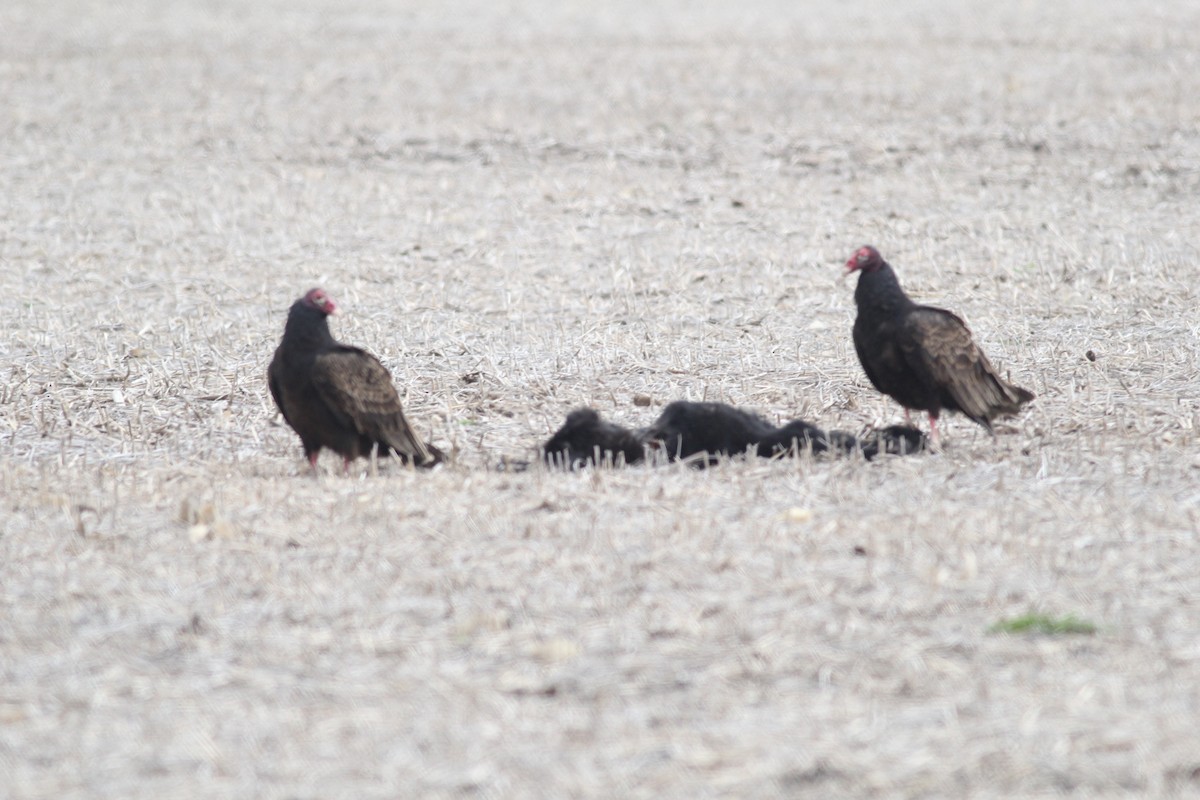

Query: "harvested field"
<box><xmin>2</xmin><ymin>0</ymin><xmax>1200</xmax><ymax>797</ymax></box>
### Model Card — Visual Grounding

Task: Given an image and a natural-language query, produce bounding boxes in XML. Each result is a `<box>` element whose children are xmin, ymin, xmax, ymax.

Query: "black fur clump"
<box><xmin>541</xmin><ymin>402</ymin><xmax>928</xmax><ymax>470</ymax></box>
<box><xmin>542</xmin><ymin>408</ymin><xmax>645</xmax><ymax>469</ymax></box>
<box><xmin>645</xmin><ymin>402</ymin><xmax>920</xmax><ymax>464</ymax></box>
<box><xmin>643</xmin><ymin>401</ymin><xmax>779</xmax><ymax>464</ymax></box>
<box><xmin>759</xmin><ymin>419</ymin><xmax>859</xmax><ymax>459</ymax></box>
<box><xmin>856</xmin><ymin>425</ymin><xmax>928</xmax><ymax>459</ymax></box>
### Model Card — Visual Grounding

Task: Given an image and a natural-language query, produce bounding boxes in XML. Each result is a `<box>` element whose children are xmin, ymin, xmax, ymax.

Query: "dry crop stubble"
<box><xmin>3</xmin><ymin>0</ymin><xmax>1200</xmax><ymax>796</ymax></box>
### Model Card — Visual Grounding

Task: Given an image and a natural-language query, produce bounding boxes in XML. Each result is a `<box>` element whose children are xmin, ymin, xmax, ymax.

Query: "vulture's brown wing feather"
<box><xmin>902</xmin><ymin>307</ymin><xmax>1033</xmax><ymax>428</ymax></box>
<box><xmin>310</xmin><ymin>346</ymin><xmax>432</xmax><ymax>462</ymax></box>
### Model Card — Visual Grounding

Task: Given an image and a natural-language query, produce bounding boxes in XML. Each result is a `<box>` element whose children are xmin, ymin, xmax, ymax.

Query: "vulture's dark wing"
<box><xmin>902</xmin><ymin>307</ymin><xmax>1032</xmax><ymax>427</ymax></box>
<box><xmin>310</xmin><ymin>346</ymin><xmax>432</xmax><ymax>463</ymax></box>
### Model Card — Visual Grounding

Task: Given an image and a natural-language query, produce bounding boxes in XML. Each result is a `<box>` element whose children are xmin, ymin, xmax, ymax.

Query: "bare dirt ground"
<box><xmin>3</xmin><ymin>1</ymin><xmax>1200</xmax><ymax>797</ymax></box>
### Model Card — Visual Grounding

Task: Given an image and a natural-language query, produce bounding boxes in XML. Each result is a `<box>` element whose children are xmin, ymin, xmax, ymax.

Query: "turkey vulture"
<box><xmin>268</xmin><ymin>288</ymin><xmax>441</xmax><ymax>472</ymax></box>
<box><xmin>846</xmin><ymin>245</ymin><xmax>1034</xmax><ymax>445</ymax></box>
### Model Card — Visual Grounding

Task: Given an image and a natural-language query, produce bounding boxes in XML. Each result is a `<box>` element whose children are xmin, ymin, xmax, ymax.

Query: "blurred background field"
<box><xmin>2</xmin><ymin>1</ymin><xmax>1199</xmax><ymax>796</ymax></box>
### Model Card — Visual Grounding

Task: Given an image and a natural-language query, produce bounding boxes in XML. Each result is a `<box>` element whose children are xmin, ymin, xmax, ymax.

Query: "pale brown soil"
<box><xmin>2</xmin><ymin>1</ymin><xmax>1200</xmax><ymax>797</ymax></box>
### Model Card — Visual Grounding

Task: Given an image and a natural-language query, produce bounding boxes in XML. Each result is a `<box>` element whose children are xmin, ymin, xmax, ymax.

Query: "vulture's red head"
<box><xmin>302</xmin><ymin>288</ymin><xmax>337</xmax><ymax>316</ymax></box>
<box><xmin>845</xmin><ymin>245</ymin><xmax>884</xmax><ymax>274</ymax></box>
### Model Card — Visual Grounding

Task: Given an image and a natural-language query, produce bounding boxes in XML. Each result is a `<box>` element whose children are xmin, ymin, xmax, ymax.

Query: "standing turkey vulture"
<box><xmin>846</xmin><ymin>246</ymin><xmax>1034</xmax><ymax>445</ymax></box>
<box><xmin>268</xmin><ymin>288</ymin><xmax>441</xmax><ymax>472</ymax></box>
